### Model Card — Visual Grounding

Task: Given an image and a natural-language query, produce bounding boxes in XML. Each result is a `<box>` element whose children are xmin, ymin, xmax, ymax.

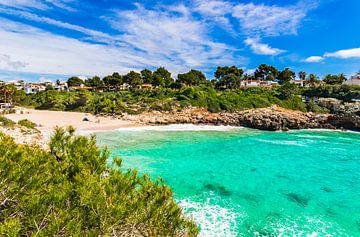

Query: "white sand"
<box><xmin>5</xmin><ymin>108</ymin><xmax>140</xmax><ymax>138</ymax></box>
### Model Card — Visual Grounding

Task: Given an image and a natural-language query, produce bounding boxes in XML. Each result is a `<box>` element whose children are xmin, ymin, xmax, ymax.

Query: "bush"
<box><xmin>0</xmin><ymin>128</ymin><xmax>198</xmax><ymax>236</ymax></box>
<box><xmin>0</xmin><ymin>116</ymin><xmax>16</xmax><ymax>127</ymax></box>
<box><xmin>18</xmin><ymin>119</ymin><xmax>37</xmax><ymax>129</ymax></box>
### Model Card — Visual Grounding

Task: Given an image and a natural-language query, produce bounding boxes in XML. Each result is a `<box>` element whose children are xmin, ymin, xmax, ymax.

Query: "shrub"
<box><xmin>0</xmin><ymin>116</ymin><xmax>16</xmax><ymax>127</ymax></box>
<box><xmin>0</xmin><ymin>128</ymin><xmax>198</xmax><ymax>236</ymax></box>
<box><xmin>18</xmin><ymin>119</ymin><xmax>37</xmax><ymax>129</ymax></box>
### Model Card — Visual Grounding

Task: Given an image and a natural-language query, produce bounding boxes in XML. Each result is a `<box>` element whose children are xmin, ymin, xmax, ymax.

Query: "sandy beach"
<box><xmin>5</xmin><ymin>108</ymin><xmax>140</xmax><ymax>137</ymax></box>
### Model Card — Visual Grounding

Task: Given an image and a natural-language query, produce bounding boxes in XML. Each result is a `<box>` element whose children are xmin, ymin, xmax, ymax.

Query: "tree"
<box><xmin>124</xmin><ymin>71</ymin><xmax>142</xmax><ymax>87</ymax></box>
<box><xmin>153</xmin><ymin>67</ymin><xmax>173</xmax><ymax>87</ymax></box>
<box><xmin>214</xmin><ymin>66</ymin><xmax>244</xmax><ymax>89</ymax></box>
<box><xmin>103</xmin><ymin>74</ymin><xmax>122</xmax><ymax>90</ymax></box>
<box><xmin>177</xmin><ymin>69</ymin><xmax>207</xmax><ymax>86</ymax></box>
<box><xmin>254</xmin><ymin>64</ymin><xmax>279</xmax><ymax>81</ymax></box>
<box><xmin>67</xmin><ymin>77</ymin><xmax>84</xmax><ymax>87</ymax></box>
<box><xmin>56</xmin><ymin>79</ymin><xmax>61</xmax><ymax>86</ymax></box>
<box><xmin>141</xmin><ymin>69</ymin><xmax>153</xmax><ymax>84</ymax></box>
<box><xmin>0</xmin><ymin>128</ymin><xmax>198</xmax><ymax>236</ymax></box>
<box><xmin>323</xmin><ymin>74</ymin><xmax>347</xmax><ymax>85</ymax></box>
<box><xmin>308</xmin><ymin>73</ymin><xmax>319</xmax><ymax>86</ymax></box>
<box><xmin>86</xmin><ymin>76</ymin><xmax>105</xmax><ymax>89</ymax></box>
<box><xmin>298</xmin><ymin>71</ymin><xmax>307</xmax><ymax>81</ymax></box>
<box><xmin>0</xmin><ymin>84</ymin><xmax>24</xmax><ymax>104</ymax></box>
<box><xmin>277</xmin><ymin>82</ymin><xmax>298</xmax><ymax>100</ymax></box>
<box><xmin>278</xmin><ymin>68</ymin><xmax>295</xmax><ymax>85</ymax></box>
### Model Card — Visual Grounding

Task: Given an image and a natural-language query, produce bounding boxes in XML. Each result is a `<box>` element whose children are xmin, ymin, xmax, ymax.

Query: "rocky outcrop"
<box><xmin>316</xmin><ymin>98</ymin><xmax>360</xmax><ymax>114</ymax></box>
<box><xmin>121</xmin><ymin>106</ymin><xmax>360</xmax><ymax>131</ymax></box>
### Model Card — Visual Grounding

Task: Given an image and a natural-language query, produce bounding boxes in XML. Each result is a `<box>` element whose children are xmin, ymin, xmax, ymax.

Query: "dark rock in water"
<box><xmin>285</xmin><ymin>193</ymin><xmax>309</xmax><ymax>207</ymax></box>
<box><xmin>239</xmin><ymin>193</ymin><xmax>261</xmax><ymax>206</ymax></box>
<box><xmin>251</xmin><ymin>168</ymin><xmax>257</xmax><ymax>172</ymax></box>
<box><xmin>325</xmin><ymin>208</ymin><xmax>337</xmax><ymax>217</ymax></box>
<box><xmin>321</xmin><ymin>186</ymin><xmax>335</xmax><ymax>193</ymax></box>
<box><xmin>275</xmin><ymin>174</ymin><xmax>291</xmax><ymax>180</ymax></box>
<box><xmin>204</xmin><ymin>183</ymin><xmax>232</xmax><ymax>197</ymax></box>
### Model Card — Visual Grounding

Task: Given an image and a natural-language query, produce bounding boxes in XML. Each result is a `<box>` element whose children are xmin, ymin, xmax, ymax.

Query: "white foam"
<box><xmin>250</xmin><ymin>215</ymin><xmax>348</xmax><ymax>237</ymax></box>
<box><xmin>256</xmin><ymin>139</ymin><xmax>308</xmax><ymax>147</ymax></box>
<box><xmin>178</xmin><ymin>197</ymin><xmax>243</xmax><ymax>237</ymax></box>
<box><xmin>115</xmin><ymin>124</ymin><xmax>243</xmax><ymax>132</ymax></box>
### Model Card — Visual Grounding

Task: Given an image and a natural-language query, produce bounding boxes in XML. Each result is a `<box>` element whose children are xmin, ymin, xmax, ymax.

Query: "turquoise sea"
<box><xmin>96</xmin><ymin>125</ymin><xmax>360</xmax><ymax>236</ymax></box>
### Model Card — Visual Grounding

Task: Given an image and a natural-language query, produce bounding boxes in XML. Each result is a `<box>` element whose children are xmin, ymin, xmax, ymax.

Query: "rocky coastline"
<box><xmin>121</xmin><ymin>106</ymin><xmax>360</xmax><ymax>132</ymax></box>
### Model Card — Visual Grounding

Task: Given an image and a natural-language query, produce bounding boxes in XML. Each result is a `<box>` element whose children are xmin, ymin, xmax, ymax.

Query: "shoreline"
<box><xmin>2</xmin><ymin>107</ymin><xmax>358</xmax><ymax>147</ymax></box>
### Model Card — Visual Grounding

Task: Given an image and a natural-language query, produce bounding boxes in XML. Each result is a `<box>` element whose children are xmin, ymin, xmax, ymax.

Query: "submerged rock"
<box><xmin>285</xmin><ymin>193</ymin><xmax>309</xmax><ymax>207</ymax></box>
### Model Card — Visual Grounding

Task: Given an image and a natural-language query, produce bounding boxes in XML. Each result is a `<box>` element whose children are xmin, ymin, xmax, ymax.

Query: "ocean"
<box><xmin>96</xmin><ymin>125</ymin><xmax>360</xmax><ymax>236</ymax></box>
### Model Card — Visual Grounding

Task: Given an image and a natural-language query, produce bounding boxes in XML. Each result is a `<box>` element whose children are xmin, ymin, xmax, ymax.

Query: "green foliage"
<box><xmin>67</xmin><ymin>77</ymin><xmax>84</xmax><ymax>87</ymax></box>
<box><xmin>303</xmin><ymin>85</ymin><xmax>360</xmax><ymax>102</ymax></box>
<box><xmin>0</xmin><ymin>115</ymin><xmax>16</xmax><ymax>127</ymax></box>
<box><xmin>254</xmin><ymin>64</ymin><xmax>279</xmax><ymax>81</ymax></box>
<box><xmin>276</xmin><ymin>82</ymin><xmax>298</xmax><ymax>100</ymax></box>
<box><xmin>18</xmin><ymin>119</ymin><xmax>37</xmax><ymax>129</ymax></box>
<box><xmin>323</xmin><ymin>74</ymin><xmax>347</xmax><ymax>85</ymax></box>
<box><xmin>0</xmin><ymin>128</ymin><xmax>198</xmax><ymax>236</ymax></box>
<box><xmin>278</xmin><ymin>68</ymin><xmax>295</xmax><ymax>85</ymax></box>
<box><xmin>214</xmin><ymin>66</ymin><xmax>244</xmax><ymax>89</ymax></box>
<box><xmin>0</xmin><ymin>84</ymin><xmax>26</xmax><ymax>104</ymax></box>
<box><xmin>20</xmin><ymin>85</ymin><xmax>313</xmax><ymax>114</ymax></box>
<box><xmin>177</xmin><ymin>69</ymin><xmax>207</xmax><ymax>87</ymax></box>
<box><xmin>306</xmin><ymin>101</ymin><xmax>329</xmax><ymax>113</ymax></box>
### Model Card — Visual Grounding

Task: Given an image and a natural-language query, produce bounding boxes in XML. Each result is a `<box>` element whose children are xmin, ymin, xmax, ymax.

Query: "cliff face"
<box><xmin>121</xmin><ymin>106</ymin><xmax>360</xmax><ymax>131</ymax></box>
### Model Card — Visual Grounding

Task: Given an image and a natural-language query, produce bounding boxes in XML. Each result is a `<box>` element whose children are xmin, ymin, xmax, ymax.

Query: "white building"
<box><xmin>291</xmin><ymin>80</ymin><xmax>307</xmax><ymax>87</ymax></box>
<box><xmin>24</xmin><ymin>83</ymin><xmax>46</xmax><ymax>94</ymax></box>
<box><xmin>344</xmin><ymin>73</ymin><xmax>360</xmax><ymax>86</ymax></box>
<box><xmin>240</xmin><ymin>80</ymin><xmax>275</xmax><ymax>88</ymax></box>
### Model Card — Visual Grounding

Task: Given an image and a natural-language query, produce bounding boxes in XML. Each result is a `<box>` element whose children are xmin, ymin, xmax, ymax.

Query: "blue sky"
<box><xmin>0</xmin><ymin>0</ymin><xmax>359</xmax><ymax>82</ymax></box>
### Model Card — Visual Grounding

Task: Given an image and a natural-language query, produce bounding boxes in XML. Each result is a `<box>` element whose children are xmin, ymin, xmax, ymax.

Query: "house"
<box><xmin>344</xmin><ymin>73</ymin><xmax>360</xmax><ymax>86</ymax></box>
<box><xmin>291</xmin><ymin>80</ymin><xmax>307</xmax><ymax>87</ymax></box>
<box><xmin>54</xmin><ymin>82</ymin><xmax>69</xmax><ymax>92</ymax></box>
<box><xmin>140</xmin><ymin>83</ymin><xmax>154</xmax><ymax>89</ymax></box>
<box><xmin>24</xmin><ymin>83</ymin><xmax>46</xmax><ymax>94</ymax></box>
<box><xmin>240</xmin><ymin>80</ymin><xmax>275</xmax><ymax>88</ymax></box>
<box><xmin>5</xmin><ymin>80</ymin><xmax>25</xmax><ymax>90</ymax></box>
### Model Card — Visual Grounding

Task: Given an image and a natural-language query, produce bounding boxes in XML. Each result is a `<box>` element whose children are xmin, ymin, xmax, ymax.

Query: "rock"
<box><xmin>122</xmin><ymin>106</ymin><xmax>360</xmax><ymax>131</ymax></box>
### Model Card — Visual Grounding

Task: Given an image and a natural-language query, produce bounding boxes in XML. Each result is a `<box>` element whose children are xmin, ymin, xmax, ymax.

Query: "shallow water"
<box><xmin>96</xmin><ymin>126</ymin><xmax>360</xmax><ymax>236</ymax></box>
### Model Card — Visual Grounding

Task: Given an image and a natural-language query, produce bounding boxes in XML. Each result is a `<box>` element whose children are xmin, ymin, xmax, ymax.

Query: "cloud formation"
<box><xmin>305</xmin><ymin>48</ymin><xmax>360</xmax><ymax>63</ymax></box>
<box><xmin>304</xmin><ymin>56</ymin><xmax>324</xmax><ymax>62</ymax></box>
<box><xmin>325</xmin><ymin>48</ymin><xmax>360</xmax><ymax>59</ymax></box>
<box><xmin>0</xmin><ymin>0</ymin><xmax>323</xmax><ymax>80</ymax></box>
<box><xmin>244</xmin><ymin>38</ymin><xmax>286</xmax><ymax>56</ymax></box>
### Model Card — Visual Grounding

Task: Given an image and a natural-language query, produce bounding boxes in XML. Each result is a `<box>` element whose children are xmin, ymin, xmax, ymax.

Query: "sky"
<box><xmin>0</xmin><ymin>0</ymin><xmax>359</xmax><ymax>82</ymax></box>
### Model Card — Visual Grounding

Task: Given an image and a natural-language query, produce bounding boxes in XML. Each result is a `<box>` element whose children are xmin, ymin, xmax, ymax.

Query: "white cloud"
<box><xmin>0</xmin><ymin>7</ymin><xmax>114</xmax><ymax>43</ymax></box>
<box><xmin>107</xmin><ymin>4</ymin><xmax>245</xmax><ymax>73</ymax></box>
<box><xmin>244</xmin><ymin>38</ymin><xmax>286</xmax><ymax>56</ymax></box>
<box><xmin>232</xmin><ymin>1</ymin><xmax>316</xmax><ymax>36</ymax></box>
<box><xmin>44</xmin><ymin>0</ymin><xmax>76</xmax><ymax>11</ymax></box>
<box><xmin>0</xmin><ymin>0</ymin><xmax>75</xmax><ymax>11</ymax></box>
<box><xmin>324</xmin><ymin>48</ymin><xmax>360</xmax><ymax>59</ymax></box>
<box><xmin>0</xmin><ymin>9</ymin><xmax>245</xmax><ymax>77</ymax></box>
<box><xmin>303</xmin><ymin>56</ymin><xmax>324</xmax><ymax>62</ymax></box>
<box><xmin>193</xmin><ymin>0</ymin><xmax>233</xmax><ymax>29</ymax></box>
<box><xmin>0</xmin><ymin>0</ymin><xmax>48</xmax><ymax>9</ymax></box>
<box><xmin>0</xmin><ymin>54</ymin><xmax>28</xmax><ymax>70</ymax></box>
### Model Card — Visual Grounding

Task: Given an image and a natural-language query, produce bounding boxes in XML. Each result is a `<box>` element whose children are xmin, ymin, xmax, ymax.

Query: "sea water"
<box><xmin>96</xmin><ymin>125</ymin><xmax>360</xmax><ymax>236</ymax></box>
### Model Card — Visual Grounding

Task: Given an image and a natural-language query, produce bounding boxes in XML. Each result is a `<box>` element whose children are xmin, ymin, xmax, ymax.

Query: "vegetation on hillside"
<box><xmin>2</xmin><ymin>64</ymin><xmax>359</xmax><ymax>115</ymax></box>
<box><xmin>0</xmin><ymin>128</ymin><xmax>198</xmax><ymax>236</ymax></box>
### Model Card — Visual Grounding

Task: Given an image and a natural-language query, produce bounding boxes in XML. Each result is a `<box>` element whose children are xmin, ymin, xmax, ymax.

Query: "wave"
<box><xmin>248</xmin><ymin>215</ymin><xmax>349</xmax><ymax>236</ymax></box>
<box><xmin>178</xmin><ymin>197</ymin><xmax>243</xmax><ymax>237</ymax></box>
<box><xmin>115</xmin><ymin>124</ymin><xmax>243</xmax><ymax>132</ymax></box>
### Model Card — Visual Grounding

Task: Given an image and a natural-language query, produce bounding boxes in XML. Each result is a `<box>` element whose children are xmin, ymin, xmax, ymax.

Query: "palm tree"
<box><xmin>298</xmin><ymin>71</ymin><xmax>307</xmax><ymax>81</ymax></box>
